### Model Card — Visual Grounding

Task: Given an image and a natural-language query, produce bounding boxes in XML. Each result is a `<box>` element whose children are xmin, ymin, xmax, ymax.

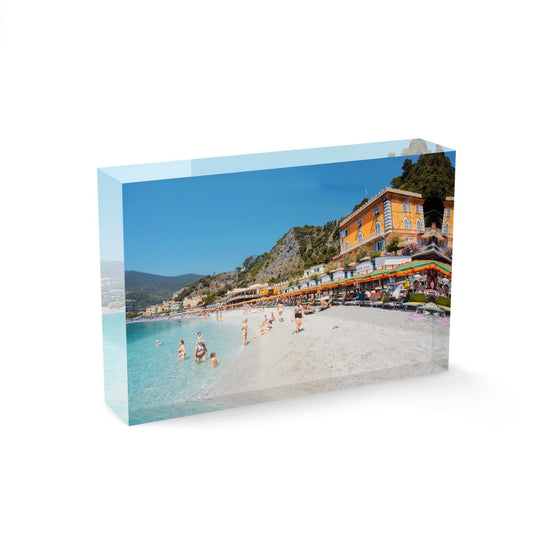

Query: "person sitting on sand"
<box><xmin>241</xmin><ymin>319</ymin><xmax>248</xmax><ymax>346</ymax></box>
<box><xmin>254</xmin><ymin>320</ymin><xmax>271</xmax><ymax>339</ymax></box>
<box><xmin>209</xmin><ymin>352</ymin><xmax>219</xmax><ymax>367</ymax></box>
<box><xmin>194</xmin><ymin>340</ymin><xmax>207</xmax><ymax>362</ymax></box>
<box><xmin>178</xmin><ymin>340</ymin><xmax>185</xmax><ymax>361</ymax></box>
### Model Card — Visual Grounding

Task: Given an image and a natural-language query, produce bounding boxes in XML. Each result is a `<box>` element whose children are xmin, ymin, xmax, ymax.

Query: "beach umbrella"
<box><xmin>394</xmin><ymin>260</ymin><xmax>452</xmax><ymax>278</ymax></box>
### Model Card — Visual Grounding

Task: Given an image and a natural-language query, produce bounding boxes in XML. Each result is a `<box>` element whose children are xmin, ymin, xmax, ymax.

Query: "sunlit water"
<box><xmin>114</xmin><ymin>315</ymin><xmax>242</xmax><ymax>423</ymax></box>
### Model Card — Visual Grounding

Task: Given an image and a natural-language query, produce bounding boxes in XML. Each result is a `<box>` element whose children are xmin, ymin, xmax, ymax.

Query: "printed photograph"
<box><xmin>101</xmin><ymin>139</ymin><xmax>455</xmax><ymax>424</ymax></box>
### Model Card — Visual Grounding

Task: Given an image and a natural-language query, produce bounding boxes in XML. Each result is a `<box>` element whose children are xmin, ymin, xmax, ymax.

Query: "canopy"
<box><xmin>393</xmin><ymin>260</ymin><xmax>452</xmax><ymax>277</ymax></box>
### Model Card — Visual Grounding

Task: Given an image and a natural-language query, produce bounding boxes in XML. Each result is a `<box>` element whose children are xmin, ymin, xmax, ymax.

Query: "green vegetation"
<box><xmin>201</xmin><ymin>291</ymin><xmax>219</xmax><ymax>306</ymax></box>
<box><xmin>391</xmin><ymin>153</ymin><xmax>455</xmax><ymax>228</ymax></box>
<box><xmin>355</xmin><ymin>249</ymin><xmax>368</xmax><ymax>262</ymax></box>
<box><xmin>351</xmin><ymin>197</ymin><xmax>369</xmax><ymax>213</ymax></box>
<box><xmin>325</xmin><ymin>262</ymin><xmax>337</xmax><ymax>274</ymax></box>
<box><xmin>124</xmin><ymin>271</ymin><xmax>202</xmax><ymax>313</ymax></box>
<box><xmin>292</xmin><ymin>221</ymin><xmax>339</xmax><ymax>268</ymax></box>
<box><xmin>385</xmin><ymin>235</ymin><xmax>401</xmax><ymax>255</ymax></box>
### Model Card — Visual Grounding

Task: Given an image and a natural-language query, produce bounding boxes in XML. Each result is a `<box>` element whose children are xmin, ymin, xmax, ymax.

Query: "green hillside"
<box><xmin>125</xmin><ymin>271</ymin><xmax>202</xmax><ymax>313</ymax></box>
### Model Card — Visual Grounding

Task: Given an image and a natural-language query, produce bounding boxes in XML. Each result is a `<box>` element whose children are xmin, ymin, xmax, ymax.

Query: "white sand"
<box><xmin>194</xmin><ymin>305</ymin><xmax>449</xmax><ymax>406</ymax></box>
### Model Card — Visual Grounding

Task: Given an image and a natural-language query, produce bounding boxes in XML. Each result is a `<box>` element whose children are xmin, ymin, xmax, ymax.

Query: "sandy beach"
<box><xmin>194</xmin><ymin>305</ymin><xmax>449</xmax><ymax>407</ymax></box>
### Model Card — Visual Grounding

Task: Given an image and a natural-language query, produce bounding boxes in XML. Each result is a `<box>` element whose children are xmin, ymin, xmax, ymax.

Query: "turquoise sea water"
<box><xmin>126</xmin><ymin>316</ymin><xmax>242</xmax><ymax>424</ymax></box>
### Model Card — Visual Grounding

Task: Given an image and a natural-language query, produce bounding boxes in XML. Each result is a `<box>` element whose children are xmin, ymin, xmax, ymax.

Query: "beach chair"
<box><xmin>435</xmin><ymin>295</ymin><xmax>451</xmax><ymax>316</ymax></box>
<box><xmin>400</xmin><ymin>292</ymin><xmax>427</xmax><ymax>311</ymax></box>
<box><xmin>371</xmin><ymin>292</ymin><xmax>390</xmax><ymax>309</ymax></box>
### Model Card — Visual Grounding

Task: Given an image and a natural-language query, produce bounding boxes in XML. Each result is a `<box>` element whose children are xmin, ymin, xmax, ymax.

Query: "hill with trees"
<box><xmin>391</xmin><ymin>152</ymin><xmax>455</xmax><ymax>227</ymax></box>
<box><xmin>173</xmin><ymin>219</ymin><xmax>341</xmax><ymax>307</ymax></box>
<box><xmin>124</xmin><ymin>271</ymin><xmax>203</xmax><ymax>313</ymax></box>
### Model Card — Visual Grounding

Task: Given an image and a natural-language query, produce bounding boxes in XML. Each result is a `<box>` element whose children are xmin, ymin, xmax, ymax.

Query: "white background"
<box><xmin>1</xmin><ymin>1</ymin><xmax>538</xmax><ymax>539</ymax></box>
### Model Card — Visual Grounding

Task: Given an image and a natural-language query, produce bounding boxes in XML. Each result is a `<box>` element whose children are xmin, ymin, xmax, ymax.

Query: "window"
<box><xmin>415</xmin><ymin>205</ymin><xmax>421</xmax><ymax>213</ymax></box>
<box><xmin>357</xmin><ymin>232</ymin><xmax>363</xmax><ymax>243</ymax></box>
<box><xmin>374</xmin><ymin>207</ymin><xmax>380</xmax><ymax>217</ymax></box>
<box><xmin>341</xmin><ymin>228</ymin><xmax>349</xmax><ymax>238</ymax></box>
<box><xmin>375</xmin><ymin>221</ymin><xmax>382</xmax><ymax>236</ymax></box>
<box><xmin>416</xmin><ymin>219</ymin><xmax>421</xmax><ymax>233</ymax></box>
<box><xmin>402</xmin><ymin>202</ymin><xmax>411</xmax><ymax>212</ymax></box>
<box><xmin>344</xmin><ymin>240</ymin><xmax>349</xmax><ymax>250</ymax></box>
<box><xmin>445</xmin><ymin>222</ymin><xmax>450</xmax><ymax>235</ymax></box>
<box><xmin>403</xmin><ymin>217</ymin><xmax>410</xmax><ymax>229</ymax></box>
<box><xmin>374</xmin><ymin>240</ymin><xmax>385</xmax><ymax>251</ymax></box>
<box><xmin>357</xmin><ymin>219</ymin><xmax>362</xmax><ymax>228</ymax></box>
<box><xmin>447</xmin><ymin>208</ymin><xmax>452</xmax><ymax>217</ymax></box>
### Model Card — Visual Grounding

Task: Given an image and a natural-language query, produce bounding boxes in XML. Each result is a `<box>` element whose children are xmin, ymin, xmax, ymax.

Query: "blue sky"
<box><xmin>121</xmin><ymin>153</ymin><xmax>455</xmax><ymax>276</ymax></box>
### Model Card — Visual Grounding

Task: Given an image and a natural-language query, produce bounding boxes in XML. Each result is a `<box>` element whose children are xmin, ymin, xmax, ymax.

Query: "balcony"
<box><xmin>340</xmin><ymin>229</ymin><xmax>388</xmax><ymax>256</ymax></box>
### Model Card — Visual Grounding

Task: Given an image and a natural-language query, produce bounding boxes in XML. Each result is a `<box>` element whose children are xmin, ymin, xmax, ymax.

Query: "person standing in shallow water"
<box><xmin>241</xmin><ymin>318</ymin><xmax>248</xmax><ymax>346</ymax></box>
<box><xmin>194</xmin><ymin>339</ymin><xmax>207</xmax><ymax>362</ymax></box>
<box><xmin>209</xmin><ymin>352</ymin><xmax>219</xmax><ymax>367</ymax></box>
<box><xmin>177</xmin><ymin>340</ymin><xmax>185</xmax><ymax>361</ymax></box>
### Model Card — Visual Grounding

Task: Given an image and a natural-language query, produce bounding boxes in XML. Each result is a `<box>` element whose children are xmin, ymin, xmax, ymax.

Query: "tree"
<box><xmin>351</xmin><ymin>197</ymin><xmax>369</xmax><ymax>214</ymax></box>
<box><xmin>385</xmin><ymin>235</ymin><xmax>401</xmax><ymax>255</ymax></box>
<box><xmin>242</xmin><ymin>256</ymin><xmax>254</xmax><ymax>270</ymax></box>
<box><xmin>355</xmin><ymin>249</ymin><xmax>368</xmax><ymax>262</ymax></box>
<box><xmin>391</xmin><ymin>153</ymin><xmax>455</xmax><ymax>228</ymax></box>
<box><xmin>325</xmin><ymin>262</ymin><xmax>337</xmax><ymax>274</ymax></box>
<box><xmin>201</xmin><ymin>291</ymin><xmax>218</xmax><ymax>306</ymax></box>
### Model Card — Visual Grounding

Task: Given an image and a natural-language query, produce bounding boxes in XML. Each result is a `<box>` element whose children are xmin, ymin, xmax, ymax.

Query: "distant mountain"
<box><xmin>124</xmin><ymin>271</ymin><xmax>203</xmax><ymax>313</ymax></box>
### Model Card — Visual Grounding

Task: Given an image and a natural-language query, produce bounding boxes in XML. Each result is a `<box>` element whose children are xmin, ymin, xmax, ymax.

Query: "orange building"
<box><xmin>442</xmin><ymin>196</ymin><xmax>454</xmax><ymax>248</ymax></box>
<box><xmin>334</xmin><ymin>188</ymin><xmax>453</xmax><ymax>265</ymax></box>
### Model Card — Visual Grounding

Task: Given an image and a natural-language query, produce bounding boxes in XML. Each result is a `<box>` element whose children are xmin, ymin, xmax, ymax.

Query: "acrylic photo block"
<box><xmin>98</xmin><ymin>139</ymin><xmax>455</xmax><ymax>425</ymax></box>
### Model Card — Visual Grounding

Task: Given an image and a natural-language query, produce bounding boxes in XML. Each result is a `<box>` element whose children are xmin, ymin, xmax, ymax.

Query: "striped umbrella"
<box><xmin>393</xmin><ymin>260</ymin><xmax>452</xmax><ymax>277</ymax></box>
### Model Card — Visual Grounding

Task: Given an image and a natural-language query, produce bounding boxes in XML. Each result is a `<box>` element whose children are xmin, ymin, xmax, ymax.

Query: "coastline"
<box><xmin>194</xmin><ymin>305</ymin><xmax>449</xmax><ymax>405</ymax></box>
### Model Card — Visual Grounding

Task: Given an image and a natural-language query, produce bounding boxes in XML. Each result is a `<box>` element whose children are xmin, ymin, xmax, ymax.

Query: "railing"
<box><xmin>341</xmin><ymin>230</ymin><xmax>387</xmax><ymax>254</ymax></box>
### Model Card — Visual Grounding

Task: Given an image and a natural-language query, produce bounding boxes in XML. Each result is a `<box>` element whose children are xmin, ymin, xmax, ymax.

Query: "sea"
<box><xmin>103</xmin><ymin>313</ymin><xmax>242</xmax><ymax>424</ymax></box>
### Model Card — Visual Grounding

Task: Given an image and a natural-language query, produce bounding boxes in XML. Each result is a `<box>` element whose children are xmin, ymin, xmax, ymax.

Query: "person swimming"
<box><xmin>209</xmin><ymin>352</ymin><xmax>219</xmax><ymax>367</ymax></box>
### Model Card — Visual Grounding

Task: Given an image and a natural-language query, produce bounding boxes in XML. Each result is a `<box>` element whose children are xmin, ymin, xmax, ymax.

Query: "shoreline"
<box><xmin>193</xmin><ymin>305</ymin><xmax>449</xmax><ymax>404</ymax></box>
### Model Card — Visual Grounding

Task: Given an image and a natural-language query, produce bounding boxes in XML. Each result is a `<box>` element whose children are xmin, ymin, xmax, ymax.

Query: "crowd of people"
<box><xmin>154</xmin><ymin>271</ymin><xmax>451</xmax><ymax>368</ymax></box>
